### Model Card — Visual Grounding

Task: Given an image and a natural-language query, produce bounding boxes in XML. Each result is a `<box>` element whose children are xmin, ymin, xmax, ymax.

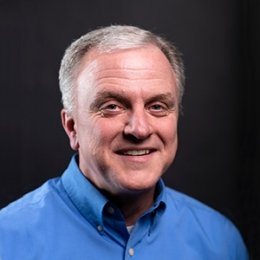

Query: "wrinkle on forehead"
<box><xmin>80</xmin><ymin>58</ymin><xmax>175</xmax><ymax>87</ymax></box>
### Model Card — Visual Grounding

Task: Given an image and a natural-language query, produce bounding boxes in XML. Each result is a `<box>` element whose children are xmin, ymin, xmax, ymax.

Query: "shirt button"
<box><xmin>97</xmin><ymin>225</ymin><xmax>103</xmax><ymax>232</ymax></box>
<box><xmin>128</xmin><ymin>247</ymin><xmax>134</xmax><ymax>256</ymax></box>
<box><xmin>107</xmin><ymin>206</ymin><xmax>115</xmax><ymax>214</ymax></box>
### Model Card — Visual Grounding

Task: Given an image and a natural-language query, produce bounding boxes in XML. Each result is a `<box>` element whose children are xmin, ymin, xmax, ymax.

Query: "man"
<box><xmin>0</xmin><ymin>25</ymin><xmax>248</xmax><ymax>259</ymax></box>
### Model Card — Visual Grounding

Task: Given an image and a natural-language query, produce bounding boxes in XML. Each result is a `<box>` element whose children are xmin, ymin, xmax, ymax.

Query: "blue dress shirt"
<box><xmin>0</xmin><ymin>156</ymin><xmax>248</xmax><ymax>259</ymax></box>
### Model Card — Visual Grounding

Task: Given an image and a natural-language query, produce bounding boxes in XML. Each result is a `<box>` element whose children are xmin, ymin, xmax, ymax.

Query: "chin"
<box><xmin>119</xmin><ymin>176</ymin><xmax>159</xmax><ymax>193</ymax></box>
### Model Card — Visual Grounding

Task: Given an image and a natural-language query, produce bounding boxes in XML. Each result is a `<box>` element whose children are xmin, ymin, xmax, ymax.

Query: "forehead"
<box><xmin>76</xmin><ymin>45</ymin><xmax>177</xmax><ymax>99</ymax></box>
<box><xmin>79</xmin><ymin>45</ymin><xmax>174</xmax><ymax>77</ymax></box>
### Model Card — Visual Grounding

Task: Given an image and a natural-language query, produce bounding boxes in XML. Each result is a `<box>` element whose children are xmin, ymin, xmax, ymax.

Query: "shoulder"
<box><xmin>0</xmin><ymin>177</ymin><xmax>62</xmax><ymax>227</ymax></box>
<box><xmin>165</xmin><ymin>186</ymin><xmax>231</xmax><ymax>222</ymax></box>
<box><xmin>0</xmin><ymin>177</ymin><xmax>68</xmax><ymax>258</ymax></box>
<box><xmin>164</xmin><ymin>187</ymin><xmax>248</xmax><ymax>257</ymax></box>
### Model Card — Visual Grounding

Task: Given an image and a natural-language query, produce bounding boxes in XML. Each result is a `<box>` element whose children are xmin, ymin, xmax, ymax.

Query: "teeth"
<box><xmin>123</xmin><ymin>150</ymin><xmax>150</xmax><ymax>156</ymax></box>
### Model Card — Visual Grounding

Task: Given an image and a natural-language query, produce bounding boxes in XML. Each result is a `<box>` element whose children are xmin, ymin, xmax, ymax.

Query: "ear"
<box><xmin>61</xmin><ymin>109</ymin><xmax>79</xmax><ymax>150</ymax></box>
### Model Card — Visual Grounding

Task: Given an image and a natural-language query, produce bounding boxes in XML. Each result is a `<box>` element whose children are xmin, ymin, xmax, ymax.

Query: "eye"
<box><xmin>150</xmin><ymin>104</ymin><xmax>164</xmax><ymax>111</ymax></box>
<box><xmin>104</xmin><ymin>104</ymin><xmax>119</xmax><ymax>111</ymax></box>
<box><xmin>148</xmin><ymin>103</ymin><xmax>169</xmax><ymax>117</ymax></box>
<box><xmin>99</xmin><ymin>102</ymin><xmax>125</xmax><ymax>116</ymax></box>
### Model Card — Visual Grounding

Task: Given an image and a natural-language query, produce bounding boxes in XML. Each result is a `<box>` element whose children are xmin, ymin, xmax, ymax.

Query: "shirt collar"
<box><xmin>61</xmin><ymin>155</ymin><xmax>108</xmax><ymax>228</ymax></box>
<box><xmin>61</xmin><ymin>155</ymin><xmax>167</xmax><ymax>228</ymax></box>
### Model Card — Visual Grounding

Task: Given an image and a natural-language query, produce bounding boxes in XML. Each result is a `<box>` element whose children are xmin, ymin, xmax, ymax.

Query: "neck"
<box><xmin>108</xmin><ymin>187</ymin><xmax>156</xmax><ymax>226</ymax></box>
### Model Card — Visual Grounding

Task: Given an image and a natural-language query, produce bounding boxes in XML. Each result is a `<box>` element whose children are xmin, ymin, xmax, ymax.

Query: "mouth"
<box><xmin>116</xmin><ymin>149</ymin><xmax>156</xmax><ymax>156</ymax></box>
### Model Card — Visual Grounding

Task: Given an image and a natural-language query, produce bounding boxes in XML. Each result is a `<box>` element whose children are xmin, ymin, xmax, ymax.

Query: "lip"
<box><xmin>112</xmin><ymin>146</ymin><xmax>159</xmax><ymax>167</ymax></box>
<box><xmin>115</xmin><ymin>148</ymin><xmax>157</xmax><ymax>160</ymax></box>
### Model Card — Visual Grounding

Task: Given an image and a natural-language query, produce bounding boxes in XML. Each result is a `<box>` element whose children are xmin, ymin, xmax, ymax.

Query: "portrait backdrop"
<box><xmin>0</xmin><ymin>0</ymin><xmax>259</xmax><ymax>258</ymax></box>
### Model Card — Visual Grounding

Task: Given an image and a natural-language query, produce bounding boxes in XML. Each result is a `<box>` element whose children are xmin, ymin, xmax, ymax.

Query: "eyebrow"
<box><xmin>89</xmin><ymin>91</ymin><xmax>131</xmax><ymax>111</ymax></box>
<box><xmin>146</xmin><ymin>93</ymin><xmax>176</xmax><ymax>107</ymax></box>
<box><xmin>89</xmin><ymin>91</ymin><xmax>176</xmax><ymax>111</ymax></box>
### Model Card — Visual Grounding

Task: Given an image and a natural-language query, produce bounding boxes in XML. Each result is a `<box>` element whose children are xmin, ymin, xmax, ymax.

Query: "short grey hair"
<box><xmin>59</xmin><ymin>25</ymin><xmax>185</xmax><ymax>114</ymax></box>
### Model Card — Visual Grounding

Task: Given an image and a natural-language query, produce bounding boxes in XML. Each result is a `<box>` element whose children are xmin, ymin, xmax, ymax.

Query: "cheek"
<box><xmin>161</xmin><ymin>120</ymin><xmax>178</xmax><ymax>169</ymax></box>
<box><xmin>76</xmin><ymin>120</ymin><xmax>102</xmax><ymax>154</ymax></box>
<box><xmin>90</xmin><ymin>120</ymin><xmax>123</xmax><ymax>147</ymax></box>
<box><xmin>158</xmin><ymin>117</ymin><xmax>178</xmax><ymax>144</ymax></box>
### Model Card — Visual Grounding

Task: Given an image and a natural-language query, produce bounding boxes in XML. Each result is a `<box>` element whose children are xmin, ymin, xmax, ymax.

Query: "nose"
<box><xmin>123</xmin><ymin>108</ymin><xmax>152</xmax><ymax>141</ymax></box>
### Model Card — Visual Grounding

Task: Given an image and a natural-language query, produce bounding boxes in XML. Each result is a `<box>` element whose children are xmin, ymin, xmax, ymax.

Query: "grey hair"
<box><xmin>59</xmin><ymin>25</ymin><xmax>185</xmax><ymax>114</ymax></box>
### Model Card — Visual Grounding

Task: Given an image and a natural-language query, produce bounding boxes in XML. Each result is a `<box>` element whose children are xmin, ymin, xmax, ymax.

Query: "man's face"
<box><xmin>63</xmin><ymin>45</ymin><xmax>179</xmax><ymax>195</ymax></box>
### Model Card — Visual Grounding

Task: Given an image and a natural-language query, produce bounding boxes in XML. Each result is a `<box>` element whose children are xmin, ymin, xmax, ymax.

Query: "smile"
<box><xmin>115</xmin><ymin>148</ymin><xmax>157</xmax><ymax>157</ymax></box>
<box><xmin>123</xmin><ymin>150</ymin><xmax>150</xmax><ymax>156</ymax></box>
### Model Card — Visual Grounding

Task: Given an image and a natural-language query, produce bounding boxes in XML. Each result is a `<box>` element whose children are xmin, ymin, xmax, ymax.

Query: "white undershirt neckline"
<box><xmin>126</xmin><ymin>225</ymin><xmax>134</xmax><ymax>234</ymax></box>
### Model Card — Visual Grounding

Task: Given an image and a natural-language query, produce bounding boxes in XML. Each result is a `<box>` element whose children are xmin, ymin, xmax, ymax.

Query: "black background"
<box><xmin>1</xmin><ymin>0</ymin><xmax>259</xmax><ymax>258</ymax></box>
